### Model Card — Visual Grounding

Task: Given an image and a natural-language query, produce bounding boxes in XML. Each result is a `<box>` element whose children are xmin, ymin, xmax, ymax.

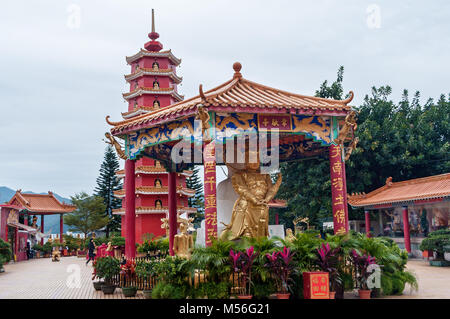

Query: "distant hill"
<box><xmin>0</xmin><ymin>186</ymin><xmax>72</xmax><ymax>233</ymax></box>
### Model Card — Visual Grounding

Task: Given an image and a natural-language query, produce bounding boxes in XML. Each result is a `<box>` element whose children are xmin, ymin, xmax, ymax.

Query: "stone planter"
<box><xmin>122</xmin><ymin>286</ymin><xmax>137</xmax><ymax>297</ymax></box>
<box><xmin>143</xmin><ymin>289</ymin><xmax>152</xmax><ymax>299</ymax></box>
<box><xmin>429</xmin><ymin>260</ymin><xmax>450</xmax><ymax>267</ymax></box>
<box><xmin>93</xmin><ymin>281</ymin><xmax>105</xmax><ymax>291</ymax></box>
<box><xmin>101</xmin><ymin>283</ymin><xmax>116</xmax><ymax>294</ymax></box>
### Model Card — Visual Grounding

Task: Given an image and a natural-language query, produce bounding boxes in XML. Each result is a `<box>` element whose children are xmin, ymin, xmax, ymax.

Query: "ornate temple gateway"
<box><xmin>111</xmin><ymin>10</ymin><xmax>196</xmax><ymax>244</ymax></box>
<box><xmin>106</xmin><ymin>12</ymin><xmax>357</xmax><ymax>258</ymax></box>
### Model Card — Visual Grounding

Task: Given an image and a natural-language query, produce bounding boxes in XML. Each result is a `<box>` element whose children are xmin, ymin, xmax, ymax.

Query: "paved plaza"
<box><xmin>0</xmin><ymin>257</ymin><xmax>449</xmax><ymax>299</ymax></box>
<box><xmin>0</xmin><ymin>256</ymin><xmax>143</xmax><ymax>299</ymax></box>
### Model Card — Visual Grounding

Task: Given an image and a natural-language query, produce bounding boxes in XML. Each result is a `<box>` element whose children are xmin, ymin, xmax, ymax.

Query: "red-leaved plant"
<box><xmin>230</xmin><ymin>246</ymin><xmax>257</xmax><ymax>296</ymax></box>
<box><xmin>316</xmin><ymin>243</ymin><xmax>342</xmax><ymax>291</ymax></box>
<box><xmin>349</xmin><ymin>249</ymin><xmax>377</xmax><ymax>290</ymax></box>
<box><xmin>120</xmin><ymin>259</ymin><xmax>136</xmax><ymax>287</ymax></box>
<box><xmin>265</xmin><ymin>246</ymin><xmax>295</xmax><ymax>294</ymax></box>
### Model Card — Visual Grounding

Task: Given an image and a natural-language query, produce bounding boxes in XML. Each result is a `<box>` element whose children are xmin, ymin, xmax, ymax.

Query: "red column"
<box><xmin>24</xmin><ymin>213</ymin><xmax>28</xmax><ymax>226</ymax></box>
<box><xmin>168</xmin><ymin>172</ymin><xmax>177</xmax><ymax>256</ymax></box>
<box><xmin>365</xmin><ymin>210</ymin><xmax>371</xmax><ymax>237</ymax></box>
<box><xmin>402</xmin><ymin>206</ymin><xmax>411</xmax><ymax>253</ymax></box>
<box><xmin>60</xmin><ymin>214</ymin><xmax>64</xmax><ymax>243</ymax></box>
<box><xmin>275</xmin><ymin>213</ymin><xmax>279</xmax><ymax>225</ymax></box>
<box><xmin>329</xmin><ymin>144</ymin><xmax>348</xmax><ymax>235</ymax></box>
<box><xmin>342</xmin><ymin>161</ymin><xmax>349</xmax><ymax>232</ymax></box>
<box><xmin>204</xmin><ymin>141</ymin><xmax>217</xmax><ymax>247</ymax></box>
<box><xmin>40</xmin><ymin>215</ymin><xmax>44</xmax><ymax>245</ymax></box>
<box><xmin>125</xmin><ymin>159</ymin><xmax>136</xmax><ymax>258</ymax></box>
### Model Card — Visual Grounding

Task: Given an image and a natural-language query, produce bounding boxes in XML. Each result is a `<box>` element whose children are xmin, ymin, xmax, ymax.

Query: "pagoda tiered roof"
<box><xmin>115</xmin><ymin>166</ymin><xmax>193</xmax><ymax>178</ymax></box>
<box><xmin>122</xmin><ymin>86</ymin><xmax>184</xmax><ymax>101</ymax></box>
<box><xmin>110</xmin><ymin>62</ymin><xmax>353</xmax><ymax>135</ymax></box>
<box><xmin>125</xmin><ymin>68</ymin><xmax>182</xmax><ymax>83</ymax></box>
<box><xmin>6</xmin><ymin>190</ymin><xmax>75</xmax><ymax>214</ymax></box>
<box><xmin>112</xmin><ymin>206</ymin><xmax>196</xmax><ymax>215</ymax></box>
<box><xmin>348</xmin><ymin>173</ymin><xmax>450</xmax><ymax>208</ymax></box>
<box><xmin>114</xmin><ymin>186</ymin><xmax>195</xmax><ymax>198</ymax></box>
<box><xmin>126</xmin><ymin>49</ymin><xmax>181</xmax><ymax>66</ymax></box>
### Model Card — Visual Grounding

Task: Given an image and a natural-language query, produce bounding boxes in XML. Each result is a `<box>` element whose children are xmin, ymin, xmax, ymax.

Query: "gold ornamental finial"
<box><xmin>151</xmin><ymin>9</ymin><xmax>155</xmax><ymax>33</ymax></box>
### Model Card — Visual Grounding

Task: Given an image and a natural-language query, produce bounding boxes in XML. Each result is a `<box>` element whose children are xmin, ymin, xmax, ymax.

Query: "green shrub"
<box><xmin>419</xmin><ymin>229</ymin><xmax>450</xmax><ymax>260</ymax></box>
<box><xmin>110</xmin><ymin>236</ymin><xmax>125</xmax><ymax>247</ymax></box>
<box><xmin>0</xmin><ymin>238</ymin><xmax>12</xmax><ymax>268</ymax></box>
<box><xmin>95</xmin><ymin>257</ymin><xmax>120</xmax><ymax>284</ymax></box>
<box><xmin>151</xmin><ymin>282</ymin><xmax>186</xmax><ymax>299</ymax></box>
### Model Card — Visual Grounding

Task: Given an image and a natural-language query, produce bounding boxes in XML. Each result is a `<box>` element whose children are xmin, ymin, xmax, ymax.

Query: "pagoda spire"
<box><xmin>145</xmin><ymin>9</ymin><xmax>163</xmax><ymax>51</ymax></box>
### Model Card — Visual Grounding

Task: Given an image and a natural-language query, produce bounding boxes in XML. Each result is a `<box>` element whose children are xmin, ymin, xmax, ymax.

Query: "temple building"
<box><xmin>348</xmin><ymin>173</ymin><xmax>450</xmax><ymax>257</ymax></box>
<box><xmin>113</xmin><ymin>10</ymin><xmax>196</xmax><ymax>243</ymax></box>
<box><xmin>0</xmin><ymin>190</ymin><xmax>75</xmax><ymax>261</ymax></box>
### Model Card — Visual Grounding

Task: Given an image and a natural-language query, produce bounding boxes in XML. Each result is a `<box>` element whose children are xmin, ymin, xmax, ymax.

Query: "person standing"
<box><xmin>86</xmin><ymin>238</ymin><xmax>96</xmax><ymax>265</ymax></box>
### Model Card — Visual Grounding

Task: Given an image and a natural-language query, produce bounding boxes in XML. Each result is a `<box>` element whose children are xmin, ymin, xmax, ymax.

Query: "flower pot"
<box><xmin>143</xmin><ymin>289</ymin><xmax>152</xmax><ymax>299</ymax></box>
<box><xmin>237</xmin><ymin>295</ymin><xmax>252</xmax><ymax>299</ymax></box>
<box><xmin>101</xmin><ymin>283</ymin><xmax>116</xmax><ymax>295</ymax></box>
<box><xmin>358</xmin><ymin>289</ymin><xmax>371</xmax><ymax>299</ymax></box>
<box><xmin>93</xmin><ymin>281</ymin><xmax>104</xmax><ymax>291</ymax></box>
<box><xmin>276</xmin><ymin>293</ymin><xmax>290</xmax><ymax>299</ymax></box>
<box><xmin>122</xmin><ymin>286</ymin><xmax>137</xmax><ymax>297</ymax></box>
<box><xmin>329</xmin><ymin>291</ymin><xmax>336</xmax><ymax>299</ymax></box>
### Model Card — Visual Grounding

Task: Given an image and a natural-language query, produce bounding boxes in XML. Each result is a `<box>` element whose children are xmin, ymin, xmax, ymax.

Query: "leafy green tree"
<box><xmin>64</xmin><ymin>192</ymin><xmax>109</xmax><ymax>243</ymax></box>
<box><xmin>278</xmin><ymin>66</ymin><xmax>450</xmax><ymax>228</ymax></box>
<box><xmin>94</xmin><ymin>146</ymin><xmax>123</xmax><ymax>237</ymax></box>
<box><xmin>186</xmin><ymin>166</ymin><xmax>205</xmax><ymax>227</ymax></box>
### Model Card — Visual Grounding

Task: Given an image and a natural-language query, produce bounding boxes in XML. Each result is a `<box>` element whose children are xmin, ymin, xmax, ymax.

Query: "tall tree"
<box><xmin>278</xmin><ymin>66</ymin><xmax>450</xmax><ymax>228</ymax></box>
<box><xmin>64</xmin><ymin>192</ymin><xmax>109</xmax><ymax>243</ymax></box>
<box><xmin>186</xmin><ymin>166</ymin><xmax>205</xmax><ymax>227</ymax></box>
<box><xmin>94</xmin><ymin>146</ymin><xmax>122</xmax><ymax>237</ymax></box>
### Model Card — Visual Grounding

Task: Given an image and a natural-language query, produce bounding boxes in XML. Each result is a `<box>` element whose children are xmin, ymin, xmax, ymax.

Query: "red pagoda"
<box><xmin>113</xmin><ymin>10</ymin><xmax>196</xmax><ymax>244</ymax></box>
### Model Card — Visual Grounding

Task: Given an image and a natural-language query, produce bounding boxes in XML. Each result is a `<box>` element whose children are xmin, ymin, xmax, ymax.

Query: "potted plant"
<box><xmin>136</xmin><ymin>260</ymin><xmax>157</xmax><ymax>299</ymax></box>
<box><xmin>230</xmin><ymin>246</ymin><xmax>257</xmax><ymax>299</ymax></box>
<box><xmin>42</xmin><ymin>241</ymin><xmax>52</xmax><ymax>257</ymax></box>
<box><xmin>419</xmin><ymin>230</ymin><xmax>450</xmax><ymax>267</ymax></box>
<box><xmin>96</xmin><ymin>256</ymin><xmax>120</xmax><ymax>294</ymax></box>
<box><xmin>91</xmin><ymin>259</ymin><xmax>104</xmax><ymax>290</ymax></box>
<box><xmin>349</xmin><ymin>249</ymin><xmax>377</xmax><ymax>299</ymax></box>
<box><xmin>315</xmin><ymin>243</ymin><xmax>342</xmax><ymax>299</ymax></box>
<box><xmin>265</xmin><ymin>247</ymin><xmax>295</xmax><ymax>299</ymax></box>
<box><xmin>120</xmin><ymin>259</ymin><xmax>137</xmax><ymax>297</ymax></box>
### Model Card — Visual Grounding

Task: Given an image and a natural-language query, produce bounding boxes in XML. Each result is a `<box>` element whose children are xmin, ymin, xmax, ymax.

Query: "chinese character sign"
<box><xmin>258</xmin><ymin>114</ymin><xmax>292</xmax><ymax>131</ymax></box>
<box><xmin>329</xmin><ymin>144</ymin><xmax>348</xmax><ymax>235</ymax></box>
<box><xmin>303</xmin><ymin>272</ymin><xmax>329</xmax><ymax>299</ymax></box>
<box><xmin>204</xmin><ymin>141</ymin><xmax>217</xmax><ymax>246</ymax></box>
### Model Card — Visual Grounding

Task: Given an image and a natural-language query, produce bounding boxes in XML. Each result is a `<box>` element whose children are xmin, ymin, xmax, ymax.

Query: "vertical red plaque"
<box><xmin>204</xmin><ymin>141</ymin><xmax>217</xmax><ymax>246</ymax></box>
<box><xmin>329</xmin><ymin>144</ymin><xmax>348</xmax><ymax>235</ymax></box>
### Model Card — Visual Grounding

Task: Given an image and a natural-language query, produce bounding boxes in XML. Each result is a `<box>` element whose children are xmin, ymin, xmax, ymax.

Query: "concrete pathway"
<box><xmin>0</xmin><ymin>256</ymin><xmax>143</xmax><ymax>299</ymax></box>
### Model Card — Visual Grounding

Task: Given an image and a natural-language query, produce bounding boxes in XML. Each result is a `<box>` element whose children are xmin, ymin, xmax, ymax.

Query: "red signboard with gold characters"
<box><xmin>204</xmin><ymin>141</ymin><xmax>218</xmax><ymax>247</ymax></box>
<box><xmin>329</xmin><ymin>144</ymin><xmax>348</xmax><ymax>235</ymax></box>
<box><xmin>303</xmin><ymin>272</ymin><xmax>330</xmax><ymax>299</ymax></box>
<box><xmin>257</xmin><ymin>114</ymin><xmax>292</xmax><ymax>131</ymax></box>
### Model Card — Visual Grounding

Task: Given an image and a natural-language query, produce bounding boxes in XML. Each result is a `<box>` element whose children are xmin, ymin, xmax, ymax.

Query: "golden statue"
<box><xmin>195</xmin><ymin>105</ymin><xmax>211</xmax><ymax>142</ymax></box>
<box><xmin>153</xmin><ymin>100</ymin><xmax>160</xmax><ymax>109</ymax></box>
<box><xmin>31</xmin><ymin>215</ymin><xmax>38</xmax><ymax>228</ymax></box>
<box><xmin>152</xmin><ymin>62</ymin><xmax>159</xmax><ymax>71</ymax></box>
<box><xmin>285</xmin><ymin>228</ymin><xmax>296</xmax><ymax>242</ymax></box>
<box><xmin>104</xmin><ymin>132</ymin><xmax>127</xmax><ymax>160</ymax></box>
<box><xmin>153</xmin><ymin>81</ymin><xmax>159</xmax><ymax>89</ymax></box>
<box><xmin>155</xmin><ymin>179</ymin><xmax>162</xmax><ymax>188</ymax></box>
<box><xmin>173</xmin><ymin>223</ymin><xmax>194</xmax><ymax>259</ymax></box>
<box><xmin>344</xmin><ymin>136</ymin><xmax>359</xmax><ymax>161</ymax></box>
<box><xmin>220</xmin><ymin>155</ymin><xmax>282</xmax><ymax>240</ymax></box>
<box><xmin>161</xmin><ymin>217</ymin><xmax>169</xmax><ymax>237</ymax></box>
<box><xmin>334</xmin><ymin>111</ymin><xmax>357</xmax><ymax>146</ymax></box>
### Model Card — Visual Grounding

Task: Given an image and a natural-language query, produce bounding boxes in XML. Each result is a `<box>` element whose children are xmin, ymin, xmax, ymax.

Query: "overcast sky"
<box><xmin>0</xmin><ymin>0</ymin><xmax>449</xmax><ymax>198</ymax></box>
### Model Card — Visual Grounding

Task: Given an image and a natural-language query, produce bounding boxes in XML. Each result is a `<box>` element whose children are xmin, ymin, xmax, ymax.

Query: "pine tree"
<box><xmin>186</xmin><ymin>166</ymin><xmax>205</xmax><ymax>227</ymax></box>
<box><xmin>94</xmin><ymin>145</ymin><xmax>123</xmax><ymax>237</ymax></box>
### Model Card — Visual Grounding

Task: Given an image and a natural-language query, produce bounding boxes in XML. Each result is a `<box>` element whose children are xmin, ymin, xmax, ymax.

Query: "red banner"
<box><xmin>258</xmin><ymin>114</ymin><xmax>292</xmax><ymax>131</ymax></box>
<box><xmin>329</xmin><ymin>144</ymin><xmax>348</xmax><ymax>235</ymax></box>
<box><xmin>204</xmin><ymin>142</ymin><xmax>217</xmax><ymax>246</ymax></box>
